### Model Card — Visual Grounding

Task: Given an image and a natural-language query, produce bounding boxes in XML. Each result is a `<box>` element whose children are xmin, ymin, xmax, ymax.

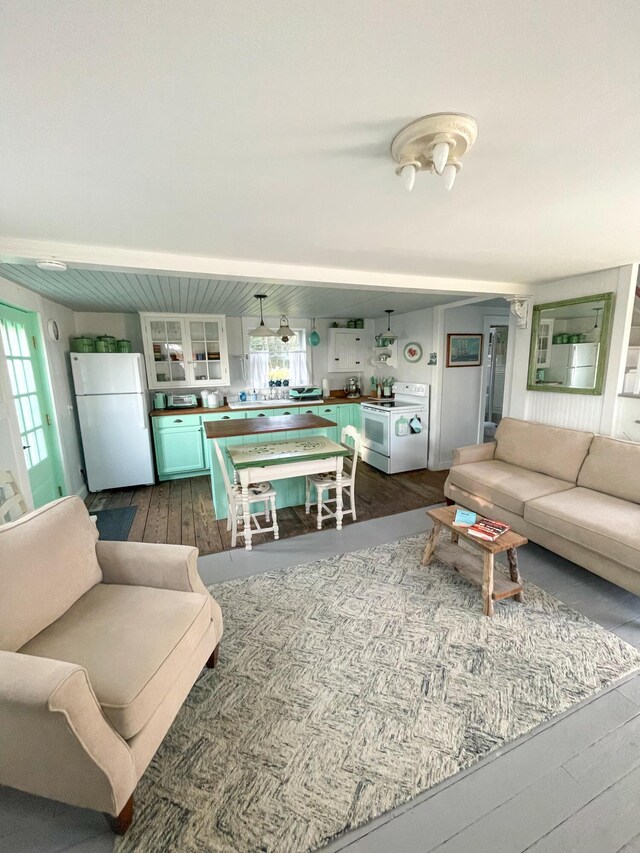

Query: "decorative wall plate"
<box><xmin>403</xmin><ymin>342</ymin><xmax>423</xmax><ymax>362</ymax></box>
<box><xmin>47</xmin><ymin>319</ymin><xmax>59</xmax><ymax>341</ymax></box>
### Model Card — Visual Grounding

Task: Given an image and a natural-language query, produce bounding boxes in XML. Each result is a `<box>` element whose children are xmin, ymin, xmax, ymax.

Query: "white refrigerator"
<box><xmin>71</xmin><ymin>353</ymin><xmax>155</xmax><ymax>491</ymax></box>
<box><xmin>549</xmin><ymin>342</ymin><xmax>599</xmax><ymax>388</ymax></box>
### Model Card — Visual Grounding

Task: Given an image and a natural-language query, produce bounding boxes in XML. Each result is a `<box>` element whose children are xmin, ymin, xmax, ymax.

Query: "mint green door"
<box><xmin>0</xmin><ymin>304</ymin><xmax>64</xmax><ymax>507</ymax></box>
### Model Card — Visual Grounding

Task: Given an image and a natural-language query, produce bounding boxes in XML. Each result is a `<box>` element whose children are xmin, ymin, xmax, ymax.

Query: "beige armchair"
<box><xmin>0</xmin><ymin>496</ymin><xmax>223</xmax><ymax>834</ymax></box>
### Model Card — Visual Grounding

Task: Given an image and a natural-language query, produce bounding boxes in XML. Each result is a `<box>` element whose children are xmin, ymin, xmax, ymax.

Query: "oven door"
<box><xmin>361</xmin><ymin>406</ymin><xmax>390</xmax><ymax>456</ymax></box>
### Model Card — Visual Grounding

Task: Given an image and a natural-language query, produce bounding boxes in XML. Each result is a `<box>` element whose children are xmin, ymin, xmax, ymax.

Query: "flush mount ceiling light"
<box><xmin>276</xmin><ymin>315</ymin><xmax>296</xmax><ymax>343</ymax></box>
<box><xmin>36</xmin><ymin>259</ymin><xmax>68</xmax><ymax>271</ymax></box>
<box><xmin>390</xmin><ymin>113</ymin><xmax>478</xmax><ymax>192</ymax></box>
<box><xmin>249</xmin><ymin>294</ymin><xmax>277</xmax><ymax>338</ymax></box>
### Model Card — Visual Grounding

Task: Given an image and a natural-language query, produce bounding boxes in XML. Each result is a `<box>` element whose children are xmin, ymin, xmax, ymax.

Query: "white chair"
<box><xmin>305</xmin><ymin>425</ymin><xmax>361</xmax><ymax>530</ymax></box>
<box><xmin>213</xmin><ymin>441</ymin><xmax>279</xmax><ymax>547</ymax></box>
<box><xmin>0</xmin><ymin>470</ymin><xmax>29</xmax><ymax>525</ymax></box>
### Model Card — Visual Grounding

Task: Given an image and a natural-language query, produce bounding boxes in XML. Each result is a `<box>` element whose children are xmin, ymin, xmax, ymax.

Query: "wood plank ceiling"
<box><xmin>0</xmin><ymin>264</ymin><xmax>467</xmax><ymax>317</ymax></box>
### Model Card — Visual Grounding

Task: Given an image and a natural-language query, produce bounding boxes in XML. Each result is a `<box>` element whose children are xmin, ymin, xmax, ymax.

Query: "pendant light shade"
<box><xmin>277</xmin><ymin>315</ymin><xmax>296</xmax><ymax>342</ymax></box>
<box><xmin>249</xmin><ymin>295</ymin><xmax>277</xmax><ymax>337</ymax></box>
<box><xmin>308</xmin><ymin>319</ymin><xmax>321</xmax><ymax>347</ymax></box>
<box><xmin>383</xmin><ymin>309</ymin><xmax>397</xmax><ymax>343</ymax></box>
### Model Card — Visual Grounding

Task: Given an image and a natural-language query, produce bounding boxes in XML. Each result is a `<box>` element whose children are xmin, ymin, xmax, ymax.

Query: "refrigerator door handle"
<box><xmin>137</xmin><ymin>395</ymin><xmax>148</xmax><ymax>430</ymax></box>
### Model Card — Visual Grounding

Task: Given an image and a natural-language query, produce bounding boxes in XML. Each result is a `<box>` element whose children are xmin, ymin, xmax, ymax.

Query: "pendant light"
<box><xmin>249</xmin><ymin>295</ymin><xmax>277</xmax><ymax>338</ymax></box>
<box><xmin>276</xmin><ymin>315</ymin><xmax>296</xmax><ymax>343</ymax></box>
<box><xmin>308</xmin><ymin>319</ymin><xmax>321</xmax><ymax>347</ymax></box>
<box><xmin>383</xmin><ymin>309</ymin><xmax>397</xmax><ymax>343</ymax></box>
<box><xmin>591</xmin><ymin>307</ymin><xmax>603</xmax><ymax>330</ymax></box>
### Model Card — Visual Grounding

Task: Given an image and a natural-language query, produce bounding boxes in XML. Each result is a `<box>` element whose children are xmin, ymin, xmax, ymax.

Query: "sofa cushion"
<box><xmin>0</xmin><ymin>497</ymin><xmax>102</xmax><ymax>652</ymax></box>
<box><xmin>447</xmin><ymin>460</ymin><xmax>575</xmax><ymax>516</ymax></box>
<box><xmin>19</xmin><ymin>583</ymin><xmax>211</xmax><ymax>739</ymax></box>
<box><xmin>577</xmin><ymin>435</ymin><xmax>640</xmax><ymax>505</ymax></box>
<box><xmin>524</xmin><ymin>488</ymin><xmax>640</xmax><ymax>571</ymax></box>
<box><xmin>494</xmin><ymin>418</ymin><xmax>594</xmax><ymax>483</ymax></box>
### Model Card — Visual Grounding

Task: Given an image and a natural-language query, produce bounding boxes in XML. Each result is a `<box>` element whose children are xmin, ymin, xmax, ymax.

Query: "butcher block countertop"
<box><xmin>150</xmin><ymin>395</ymin><xmax>376</xmax><ymax>417</ymax></box>
<box><xmin>203</xmin><ymin>413</ymin><xmax>336</xmax><ymax>439</ymax></box>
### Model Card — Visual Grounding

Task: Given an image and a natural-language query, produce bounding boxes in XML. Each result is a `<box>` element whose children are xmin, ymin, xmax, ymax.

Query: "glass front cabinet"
<box><xmin>140</xmin><ymin>313</ymin><xmax>230</xmax><ymax>389</ymax></box>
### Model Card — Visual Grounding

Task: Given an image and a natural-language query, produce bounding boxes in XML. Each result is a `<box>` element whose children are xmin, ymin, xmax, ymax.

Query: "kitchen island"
<box><xmin>205</xmin><ymin>413</ymin><xmax>350</xmax><ymax>548</ymax></box>
<box><xmin>202</xmin><ymin>411</ymin><xmax>349</xmax><ymax>522</ymax></box>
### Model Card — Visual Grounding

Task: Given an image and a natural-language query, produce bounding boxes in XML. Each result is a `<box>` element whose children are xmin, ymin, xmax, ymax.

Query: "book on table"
<box><xmin>467</xmin><ymin>518</ymin><xmax>511</xmax><ymax>541</ymax></box>
<box><xmin>453</xmin><ymin>508</ymin><xmax>477</xmax><ymax>527</ymax></box>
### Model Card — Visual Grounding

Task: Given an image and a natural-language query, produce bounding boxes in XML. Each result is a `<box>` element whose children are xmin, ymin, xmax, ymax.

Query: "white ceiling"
<box><xmin>0</xmin><ymin>264</ymin><xmax>469</xmax><ymax>317</ymax></box>
<box><xmin>1</xmin><ymin>1</ymin><xmax>640</xmax><ymax>285</ymax></box>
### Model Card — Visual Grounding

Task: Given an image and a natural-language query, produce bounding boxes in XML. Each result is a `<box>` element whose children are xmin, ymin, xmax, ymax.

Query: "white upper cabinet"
<box><xmin>328</xmin><ymin>328</ymin><xmax>365</xmax><ymax>372</ymax></box>
<box><xmin>140</xmin><ymin>313</ymin><xmax>230</xmax><ymax>389</ymax></box>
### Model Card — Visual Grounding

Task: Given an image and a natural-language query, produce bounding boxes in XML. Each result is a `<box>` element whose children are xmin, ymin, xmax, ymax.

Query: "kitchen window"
<box><xmin>248</xmin><ymin>331</ymin><xmax>310</xmax><ymax>389</ymax></box>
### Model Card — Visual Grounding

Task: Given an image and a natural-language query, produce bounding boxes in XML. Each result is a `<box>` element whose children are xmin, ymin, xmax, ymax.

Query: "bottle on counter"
<box><xmin>239</xmin><ymin>390</ymin><xmax>247</xmax><ymax>402</ymax></box>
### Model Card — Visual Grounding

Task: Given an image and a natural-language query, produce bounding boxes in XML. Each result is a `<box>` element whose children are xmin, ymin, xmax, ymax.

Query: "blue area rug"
<box><xmin>93</xmin><ymin>506</ymin><xmax>137</xmax><ymax>541</ymax></box>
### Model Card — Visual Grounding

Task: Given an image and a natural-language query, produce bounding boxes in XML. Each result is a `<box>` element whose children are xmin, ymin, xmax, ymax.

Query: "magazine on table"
<box><xmin>466</xmin><ymin>517</ymin><xmax>510</xmax><ymax>541</ymax></box>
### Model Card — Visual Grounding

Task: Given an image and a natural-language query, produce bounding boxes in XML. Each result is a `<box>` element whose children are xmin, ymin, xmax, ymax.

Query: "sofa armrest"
<box><xmin>0</xmin><ymin>651</ymin><xmax>135</xmax><ymax>815</ymax></box>
<box><xmin>452</xmin><ymin>442</ymin><xmax>496</xmax><ymax>467</ymax></box>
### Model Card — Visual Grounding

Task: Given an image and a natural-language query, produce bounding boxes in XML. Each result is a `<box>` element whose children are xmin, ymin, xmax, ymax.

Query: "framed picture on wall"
<box><xmin>446</xmin><ymin>333</ymin><xmax>483</xmax><ymax>367</ymax></box>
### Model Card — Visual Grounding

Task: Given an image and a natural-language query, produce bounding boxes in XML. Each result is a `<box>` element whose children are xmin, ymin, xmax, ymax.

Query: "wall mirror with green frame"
<box><xmin>527</xmin><ymin>292</ymin><xmax>614</xmax><ymax>395</ymax></box>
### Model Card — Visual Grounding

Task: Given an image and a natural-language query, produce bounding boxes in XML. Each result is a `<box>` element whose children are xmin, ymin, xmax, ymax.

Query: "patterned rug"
<box><xmin>116</xmin><ymin>534</ymin><xmax>640</xmax><ymax>853</ymax></box>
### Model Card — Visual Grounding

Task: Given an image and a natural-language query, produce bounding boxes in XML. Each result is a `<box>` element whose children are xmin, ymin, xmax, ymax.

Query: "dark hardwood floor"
<box><xmin>85</xmin><ymin>462</ymin><xmax>448</xmax><ymax>555</ymax></box>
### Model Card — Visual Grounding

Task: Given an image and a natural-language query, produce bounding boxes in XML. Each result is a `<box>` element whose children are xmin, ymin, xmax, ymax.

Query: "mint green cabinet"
<box><xmin>202</xmin><ymin>412</ymin><xmax>247</xmax><ymax>515</ymax></box>
<box><xmin>154</xmin><ymin>424</ymin><xmax>205</xmax><ymax>477</ymax></box>
<box><xmin>154</xmin><ymin>403</ymin><xmax>363</xmax><ymax>518</ymax></box>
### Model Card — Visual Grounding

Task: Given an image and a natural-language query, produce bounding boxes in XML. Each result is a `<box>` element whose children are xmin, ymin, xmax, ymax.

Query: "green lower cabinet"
<box><xmin>203</xmin><ymin>412</ymin><xmax>247</xmax><ymax>518</ymax></box>
<box><xmin>336</xmin><ymin>403</ymin><xmax>360</xmax><ymax>437</ymax></box>
<box><xmin>154</xmin><ymin>424</ymin><xmax>205</xmax><ymax>478</ymax></box>
<box><xmin>154</xmin><ymin>403</ymin><xmax>363</xmax><ymax>520</ymax></box>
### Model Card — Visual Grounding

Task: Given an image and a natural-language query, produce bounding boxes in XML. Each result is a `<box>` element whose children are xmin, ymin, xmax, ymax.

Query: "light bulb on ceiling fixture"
<box><xmin>442</xmin><ymin>162</ymin><xmax>459</xmax><ymax>191</ymax></box>
<box><xmin>400</xmin><ymin>163</ymin><xmax>417</xmax><ymax>191</ymax></box>
<box><xmin>431</xmin><ymin>140</ymin><xmax>451</xmax><ymax>174</ymax></box>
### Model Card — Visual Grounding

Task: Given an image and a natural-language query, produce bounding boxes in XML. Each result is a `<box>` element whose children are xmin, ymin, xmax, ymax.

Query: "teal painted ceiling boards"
<box><xmin>0</xmin><ymin>264</ymin><xmax>465</xmax><ymax>318</ymax></box>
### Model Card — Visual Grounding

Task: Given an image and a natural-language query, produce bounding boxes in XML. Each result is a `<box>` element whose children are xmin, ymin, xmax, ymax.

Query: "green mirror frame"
<box><xmin>527</xmin><ymin>292</ymin><xmax>615</xmax><ymax>395</ymax></box>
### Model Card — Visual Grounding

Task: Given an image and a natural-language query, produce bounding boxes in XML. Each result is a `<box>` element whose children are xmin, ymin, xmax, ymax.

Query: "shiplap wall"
<box><xmin>507</xmin><ymin>266</ymin><xmax>637</xmax><ymax>435</ymax></box>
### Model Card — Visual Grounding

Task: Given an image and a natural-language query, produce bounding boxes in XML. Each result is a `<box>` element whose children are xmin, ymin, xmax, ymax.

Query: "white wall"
<box><xmin>0</xmin><ymin>276</ymin><xmax>85</xmax><ymax>497</ymax></box>
<box><xmin>506</xmin><ymin>265</ymin><xmax>638</xmax><ymax>435</ymax></box>
<box><xmin>374</xmin><ymin>310</ymin><xmax>436</xmax><ymax>385</ymax></box>
<box><xmin>375</xmin><ymin>301</ymin><xmax>510</xmax><ymax>469</ymax></box>
<box><xmin>74</xmin><ymin>312</ymin><xmax>143</xmax><ymax>352</ymax></box>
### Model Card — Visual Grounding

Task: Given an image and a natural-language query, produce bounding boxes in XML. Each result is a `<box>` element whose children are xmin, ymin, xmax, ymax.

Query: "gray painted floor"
<box><xmin>2</xmin><ymin>508</ymin><xmax>640</xmax><ymax>853</ymax></box>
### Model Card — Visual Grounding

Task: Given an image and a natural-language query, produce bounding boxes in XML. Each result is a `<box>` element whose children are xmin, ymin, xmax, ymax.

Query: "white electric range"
<box><xmin>360</xmin><ymin>382</ymin><xmax>430</xmax><ymax>473</ymax></box>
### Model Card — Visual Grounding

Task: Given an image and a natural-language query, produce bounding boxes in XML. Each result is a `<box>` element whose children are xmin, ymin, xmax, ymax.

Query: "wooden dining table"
<box><xmin>204</xmin><ymin>414</ymin><xmax>351</xmax><ymax>550</ymax></box>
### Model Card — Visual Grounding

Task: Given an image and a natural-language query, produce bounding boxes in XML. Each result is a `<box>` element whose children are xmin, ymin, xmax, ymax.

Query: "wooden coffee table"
<box><xmin>422</xmin><ymin>505</ymin><xmax>528</xmax><ymax>617</ymax></box>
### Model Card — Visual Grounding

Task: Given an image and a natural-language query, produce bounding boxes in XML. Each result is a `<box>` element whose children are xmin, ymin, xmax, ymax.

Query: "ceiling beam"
<box><xmin>0</xmin><ymin>237</ymin><xmax>530</xmax><ymax>298</ymax></box>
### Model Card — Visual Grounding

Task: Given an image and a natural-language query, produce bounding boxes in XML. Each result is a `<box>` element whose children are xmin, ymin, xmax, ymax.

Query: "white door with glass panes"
<box><xmin>141</xmin><ymin>314</ymin><xmax>230</xmax><ymax>389</ymax></box>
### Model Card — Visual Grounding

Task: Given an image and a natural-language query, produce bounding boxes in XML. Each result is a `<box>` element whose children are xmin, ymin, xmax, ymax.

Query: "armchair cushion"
<box><xmin>96</xmin><ymin>540</ymin><xmax>223</xmax><ymax>634</ymax></box>
<box><xmin>20</xmin><ymin>583</ymin><xmax>211</xmax><ymax>740</ymax></box>
<box><xmin>0</xmin><ymin>497</ymin><xmax>102</xmax><ymax>652</ymax></box>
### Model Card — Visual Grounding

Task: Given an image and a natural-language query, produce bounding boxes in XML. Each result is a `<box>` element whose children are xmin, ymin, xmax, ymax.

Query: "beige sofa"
<box><xmin>445</xmin><ymin>417</ymin><xmax>640</xmax><ymax>595</ymax></box>
<box><xmin>0</xmin><ymin>496</ymin><xmax>223</xmax><ymax>833</ymax></box>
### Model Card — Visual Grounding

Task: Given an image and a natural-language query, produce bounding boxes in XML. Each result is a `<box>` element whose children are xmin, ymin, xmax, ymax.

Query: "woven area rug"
<box><xmin>117</xmin><ymin>534</ymin><xmax>640</xmax><ymax>853</ymax></box>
